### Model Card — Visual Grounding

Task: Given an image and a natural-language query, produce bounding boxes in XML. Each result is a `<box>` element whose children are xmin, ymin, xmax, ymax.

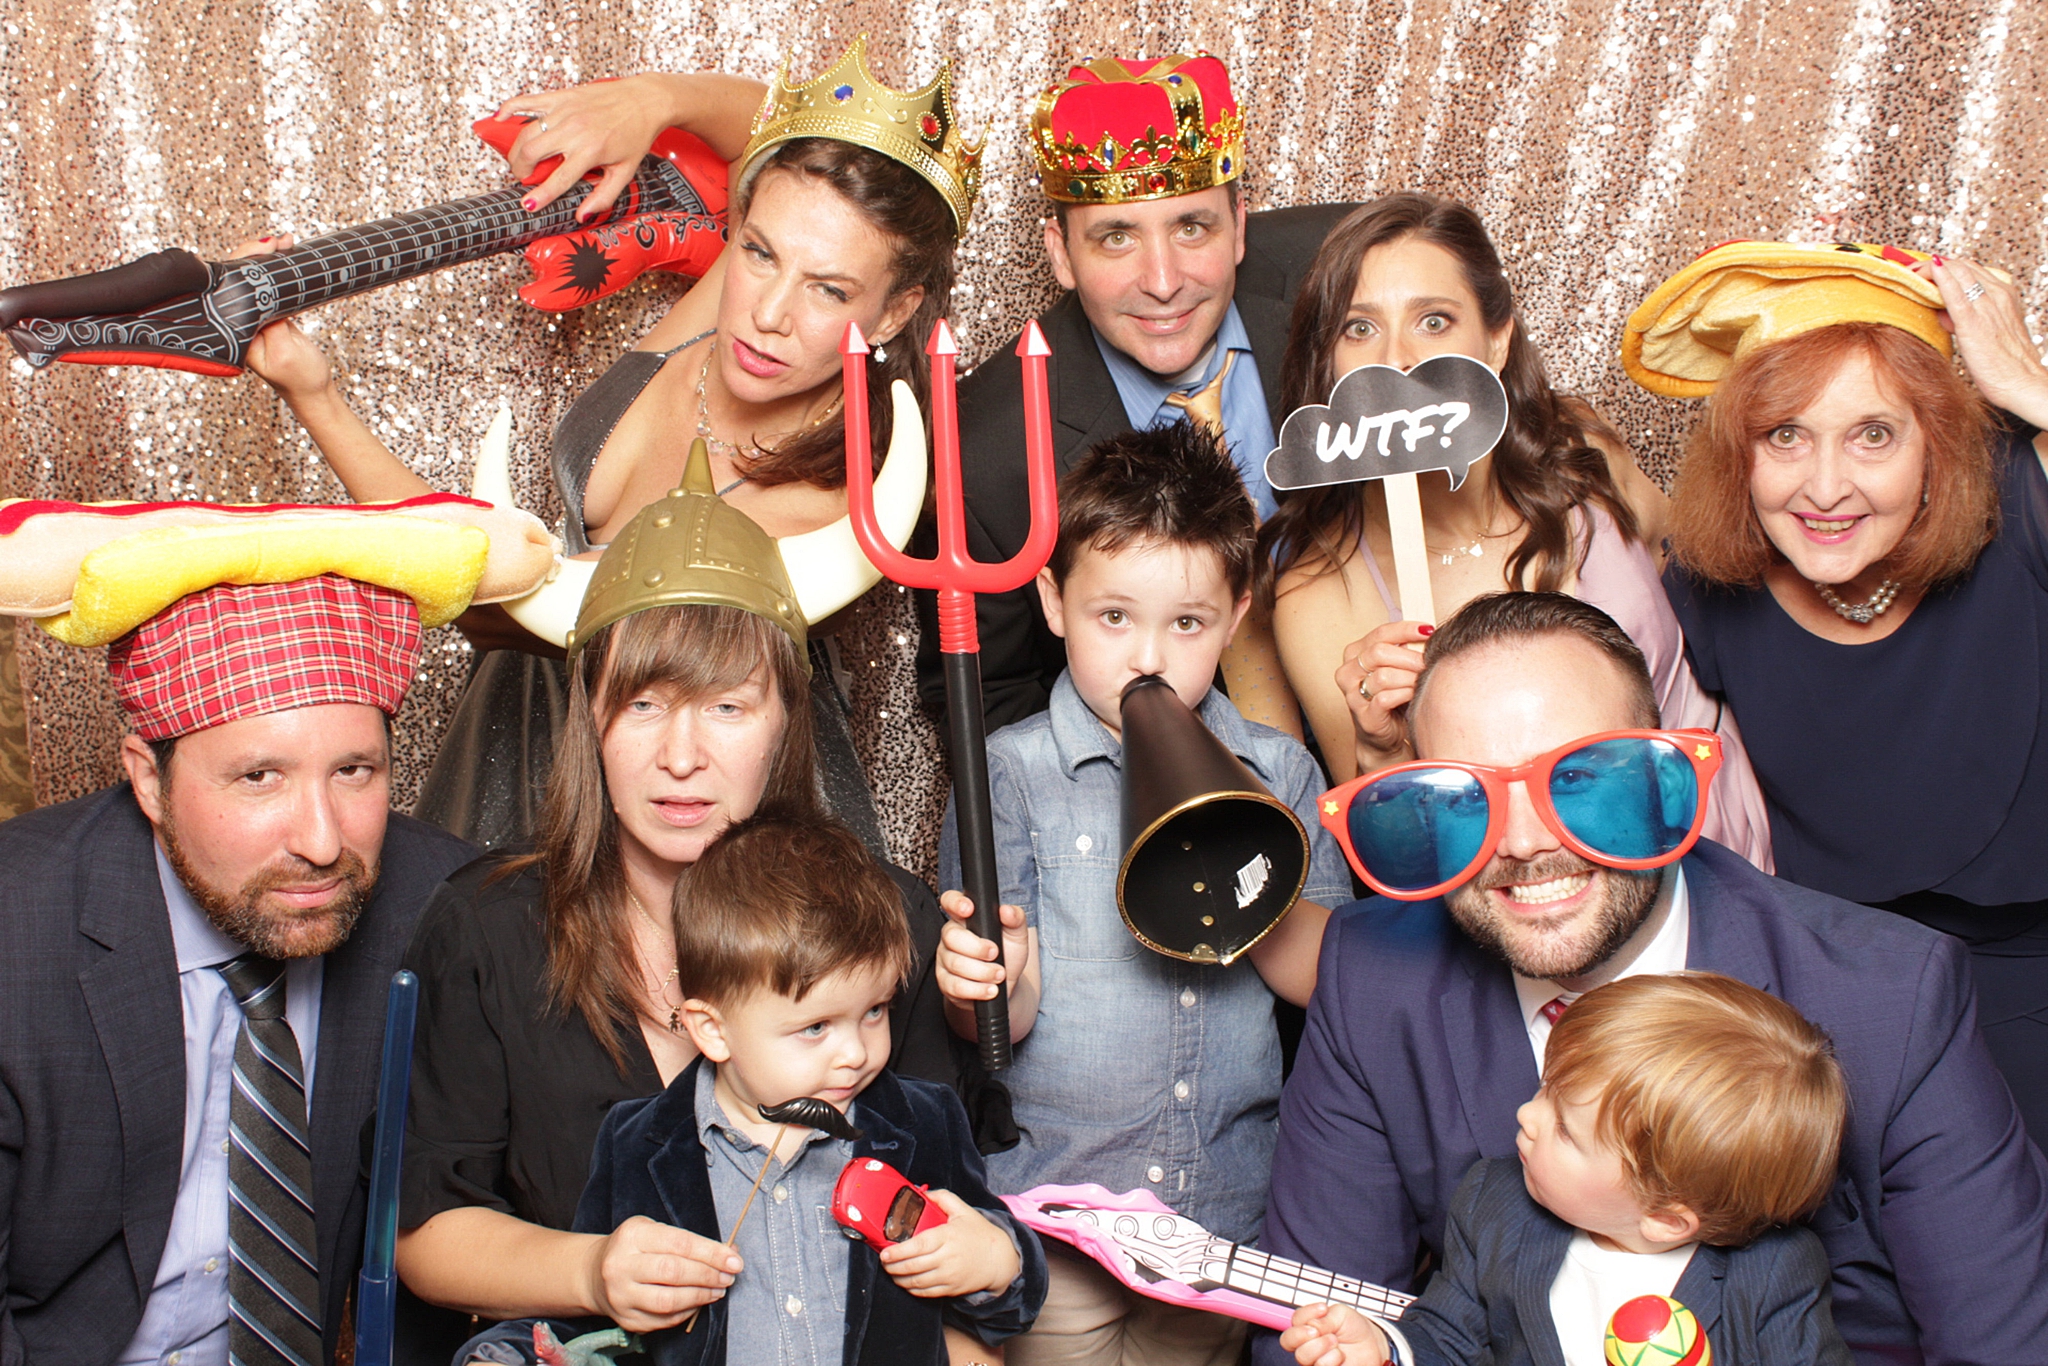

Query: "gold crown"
<box><xmin>739</xmin><ymin>36</ymin><xmax>983</xmax><ymax>234</ymax></box>
<box><xmin>1031</xmin><ymin>54</ymin><xmax>1247</xmax><ymax>206</ymax></box>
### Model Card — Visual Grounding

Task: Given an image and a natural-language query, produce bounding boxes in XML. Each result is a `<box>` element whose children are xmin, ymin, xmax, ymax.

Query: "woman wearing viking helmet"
<box><xmin>388</xmin><ymin>447</ymin><xmax>975</xmax><ymax>1354</ymax></box>
<box><xmin>240</xmin><ymin>39</ymin><xmax>981</xmax><ymax>877</ymax></box>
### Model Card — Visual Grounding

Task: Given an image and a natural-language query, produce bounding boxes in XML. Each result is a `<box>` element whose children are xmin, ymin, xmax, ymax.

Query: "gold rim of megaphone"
<box><xmin>1114</xmin><ymin>789</ymin><xmax>1310</xmax><ymax>966</ymax></box>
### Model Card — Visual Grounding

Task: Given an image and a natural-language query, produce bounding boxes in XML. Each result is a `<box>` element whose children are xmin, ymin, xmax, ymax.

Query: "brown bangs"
<box><xmin>1668</xmin><ymin>322</ymin><xmax>1998</xmax><ymax>589</ymax></box>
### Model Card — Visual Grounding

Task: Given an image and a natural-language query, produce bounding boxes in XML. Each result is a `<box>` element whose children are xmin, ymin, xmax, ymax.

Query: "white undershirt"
<box><xmin>1549</xmin><ymin>1231</ymin><xmax>1698</xmax><ymax>1366</ymax></box>
<box><xmin>1513</xmin><ymin>867</ymin><xmax>1691</xmax><ymax>1073</ymax></box>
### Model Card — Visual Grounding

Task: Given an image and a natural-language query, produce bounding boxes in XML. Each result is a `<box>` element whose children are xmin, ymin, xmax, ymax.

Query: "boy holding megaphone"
<box><xmin>935</xmin><ymin>421</ymin><xmax>1352</xmax><ymax>1364</ymax></box>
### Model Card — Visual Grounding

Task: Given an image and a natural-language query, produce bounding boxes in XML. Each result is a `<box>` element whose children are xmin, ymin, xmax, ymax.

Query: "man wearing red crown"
<box><xmin>0</xmin><ymin>528</ymin><xmax>487</xmax><ymax>1366</ymax></box>
<box><xmin>927</xmin><ymin>53</ymin><xmax>1354</xmax><ymax>733</ymax></box>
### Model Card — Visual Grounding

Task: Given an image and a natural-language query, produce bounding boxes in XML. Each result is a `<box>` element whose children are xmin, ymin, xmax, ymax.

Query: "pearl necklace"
<box><xmin>1812</xmin><ymin>578</ymin><xmax>1901</xmax><ymax>624</ymax></box>
<box><xmin>694</xmin><ymin>342</ymin><xmax>843</xmax><ymax>476</ymax></box>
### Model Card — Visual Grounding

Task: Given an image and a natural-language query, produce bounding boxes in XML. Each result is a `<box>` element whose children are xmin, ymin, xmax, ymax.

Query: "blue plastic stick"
<box><xmin>355</xmin><ymin>969</ymin><xmax>419</xmax><ymax>1366</ymax></box>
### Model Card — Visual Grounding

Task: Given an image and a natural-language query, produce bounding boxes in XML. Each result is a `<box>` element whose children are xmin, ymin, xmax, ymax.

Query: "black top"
<box><xmin>399</xmin><ymin>854</ymin><xmax>955</xmax><ymax>1234</ymax></box>
<box><xmin>1666</xmin><ymin>424</ymin><xmax>2048</xmax><ymax>909</ymax></box>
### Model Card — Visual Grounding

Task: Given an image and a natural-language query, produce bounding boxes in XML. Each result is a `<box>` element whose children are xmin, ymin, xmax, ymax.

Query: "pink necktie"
<box><xmin>1540</xmin><ymin>995</ymin><xmax>1571</xmax><ymax>1026</ymax></box>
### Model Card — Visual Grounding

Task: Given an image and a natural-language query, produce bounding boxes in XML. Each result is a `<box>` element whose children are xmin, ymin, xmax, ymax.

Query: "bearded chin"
<box><xmin>159</xmin><ymin>813</ymin><xmax>376</xmax><ymax>960</ymax></box>
<box><xmin>1445</xmin><ymin>856</ymin><xmax>1663</xmax><ymax>982</ymax></box>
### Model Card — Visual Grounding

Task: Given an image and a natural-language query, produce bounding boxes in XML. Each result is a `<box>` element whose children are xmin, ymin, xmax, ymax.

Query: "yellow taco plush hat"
<box><xmin>1621</xmin><ymin>240</ymin><xmax>1955</xmax><ymax>398</ymax></box>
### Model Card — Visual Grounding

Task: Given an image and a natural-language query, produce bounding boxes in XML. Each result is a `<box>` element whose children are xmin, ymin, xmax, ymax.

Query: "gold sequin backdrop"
<box><xmin>2</xmin><ymin>0</ymin><xmax>2043</xmax><ymax>819</ymax></box>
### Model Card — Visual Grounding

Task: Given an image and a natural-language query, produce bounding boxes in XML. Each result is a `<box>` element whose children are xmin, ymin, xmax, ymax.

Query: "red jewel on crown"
<box><xmin>920</xmin><ymin>111</ymin><xmax>942</xmax><ymax>138</ymax></box>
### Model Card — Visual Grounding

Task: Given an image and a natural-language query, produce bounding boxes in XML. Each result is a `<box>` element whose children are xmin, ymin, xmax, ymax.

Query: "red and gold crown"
<box><xmin>1031</xmin><ymin>54</ymin><xmax>1246</xmax><ymax>206</ymax></box>
<box><xmin>739</xmin><ymin>36</ymin><xmax>983</xmax><ymax>234</ymax></box>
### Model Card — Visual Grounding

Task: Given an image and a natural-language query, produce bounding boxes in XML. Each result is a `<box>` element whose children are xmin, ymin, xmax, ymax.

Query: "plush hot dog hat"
<box><xmin>1621</xmin><ymin>240</ymin><xmax>1968</xmax><ymax>397</ymax></box>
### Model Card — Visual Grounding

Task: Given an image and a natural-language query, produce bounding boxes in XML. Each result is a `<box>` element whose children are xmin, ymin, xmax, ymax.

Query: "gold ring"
<box><xmin>1358</xmin><ymin>672</ymin><xmax>1375</xmax><ymax>701</ymax></box>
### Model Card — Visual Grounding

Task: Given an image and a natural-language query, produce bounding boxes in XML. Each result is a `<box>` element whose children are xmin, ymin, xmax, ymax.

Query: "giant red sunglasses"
<box><xmin>1318</xmin><ymin>728</ymin><xmax>1722</xmax><ymax>901</ymax></box>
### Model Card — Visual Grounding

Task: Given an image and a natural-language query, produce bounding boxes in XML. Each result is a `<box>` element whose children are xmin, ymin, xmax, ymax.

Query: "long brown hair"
<box><xmin>731</xmin><ymin>137</ymin><xmax>958</xmax><ymax>490</ymax></box>
<box><xmin>1667</xmin><ymin>321</ymin><xmax>1997</xmax><ymax>589</ymax></box>
<box><xmin>1257</xmin><ymin>194</ymin><xmax>1639</xmax><ymax>603</ymax></box>
<box><xmin>518</xmin><ymin>604</ymin><xmax>819</xmax><ymax>1068</ymax></box>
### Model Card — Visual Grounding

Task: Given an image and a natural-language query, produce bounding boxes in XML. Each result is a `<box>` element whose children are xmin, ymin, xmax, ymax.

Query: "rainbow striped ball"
<box><xmin>1604</xmin><ymin>1294</ymin><xmax>1711</xmax><ymax>1366</ymax></box>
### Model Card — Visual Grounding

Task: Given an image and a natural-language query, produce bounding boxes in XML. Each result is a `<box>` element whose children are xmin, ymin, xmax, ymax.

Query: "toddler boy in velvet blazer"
<box><xmin>459</xmin><ymin>812</ymin><xmax>1045</xmax><ymax>1366</ymax></box>
<box><xmin>1280</xmin><ymin>974</ymin><xmax>1853</xmax><ymax>1366</ymax></box>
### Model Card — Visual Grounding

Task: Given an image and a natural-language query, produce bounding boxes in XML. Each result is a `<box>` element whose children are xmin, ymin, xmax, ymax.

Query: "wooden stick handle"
<box><xmin>1382</xmin><ymin>474</ymin><xmax>1437</xmax><ymax>625</ymax></box>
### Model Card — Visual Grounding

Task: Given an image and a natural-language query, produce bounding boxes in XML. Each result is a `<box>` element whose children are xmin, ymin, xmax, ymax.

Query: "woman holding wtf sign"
<box><xmin>1249</xmin><ymin>194</ymin><xmax>1771</xmax><ymax>867</ymax></box>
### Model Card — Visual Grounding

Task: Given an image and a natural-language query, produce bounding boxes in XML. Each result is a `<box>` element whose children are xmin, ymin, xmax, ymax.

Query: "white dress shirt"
<box><xmin>1513</xmin><ymin>867</ymin><xmax>1691</xmax><ymax>1073</ymax></box>
<box><xmin>116</xmin><ymin>846</ymin><xmax>324</xmax><ymax>1366</ymax></box>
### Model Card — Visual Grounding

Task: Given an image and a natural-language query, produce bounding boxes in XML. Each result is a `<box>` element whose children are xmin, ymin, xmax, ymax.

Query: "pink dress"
<box><xmin>1353</xmin><ymin>506</ymin><xmax>1774</xmax><ymax>871</ymax></box>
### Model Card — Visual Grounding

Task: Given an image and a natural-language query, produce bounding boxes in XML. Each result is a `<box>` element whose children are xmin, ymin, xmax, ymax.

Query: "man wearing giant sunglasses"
<box><xmin>1256</xmin><ymin>593</ymin><xmax>2048</xmax><ymax>1366</ymax></box>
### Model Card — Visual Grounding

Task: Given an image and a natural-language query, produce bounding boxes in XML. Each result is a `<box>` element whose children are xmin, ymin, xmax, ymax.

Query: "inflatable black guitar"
<box><xmin>0</xmin><ymin>114</ymin><xmax>729</xmax><ymax>377</ymax></box>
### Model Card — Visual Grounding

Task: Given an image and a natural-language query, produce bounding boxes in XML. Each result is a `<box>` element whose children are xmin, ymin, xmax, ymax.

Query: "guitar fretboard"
<box><xmin>1217</xmin><ymin>1243</ymin><xmax>1416</xmax><ymax>1320</ymax></box>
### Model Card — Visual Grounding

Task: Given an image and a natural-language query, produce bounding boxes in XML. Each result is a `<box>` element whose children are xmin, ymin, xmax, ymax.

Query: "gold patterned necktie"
<box><xmin>1163</xmin><ymin>349</ymin><xmax>1238</xmax><ymax>438</ymax></box>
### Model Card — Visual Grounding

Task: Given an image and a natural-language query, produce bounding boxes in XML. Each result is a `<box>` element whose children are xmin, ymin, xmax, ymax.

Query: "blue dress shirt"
<box><xmin>940</xmin><ymin>674</ymin><xmax>1350</xmax><ymax>1241</ymax></box>
<box><xmin>1094</xmin><ymin>302</ymin><xmax>1280</xmax><ymax>517</ymax></box>
<box><xmin>116</xmin><ymin>847</ymin><xmax>323</xmax><ymax>1366</ymax></box>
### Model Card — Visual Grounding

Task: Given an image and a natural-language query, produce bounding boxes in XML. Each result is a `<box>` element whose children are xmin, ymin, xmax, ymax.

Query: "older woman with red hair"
<box><xmin>1631</xmin><ymin>242</ymin><xmax>2048</xmax><ymax>1142</ymax></box>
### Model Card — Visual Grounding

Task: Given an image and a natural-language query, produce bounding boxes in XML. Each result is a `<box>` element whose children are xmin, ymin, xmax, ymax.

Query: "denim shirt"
<box><xmin>941</xmin><ymin>673</ymin><xmax>1351</xmax><ymax>1241</ymax></box>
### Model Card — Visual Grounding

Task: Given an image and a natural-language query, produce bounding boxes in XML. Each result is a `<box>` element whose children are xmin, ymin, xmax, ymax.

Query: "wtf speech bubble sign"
<box><xmin>1263</xmin><ymin>354</ymin><xmax>1509</xmax><ymax>494</ymax></box>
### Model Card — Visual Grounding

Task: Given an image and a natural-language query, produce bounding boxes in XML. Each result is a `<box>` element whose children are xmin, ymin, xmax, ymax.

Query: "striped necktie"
<box><xmin>216</xmin><ymin>953</ymin><xmax>323</xmax><ymax>1366</ymax></box>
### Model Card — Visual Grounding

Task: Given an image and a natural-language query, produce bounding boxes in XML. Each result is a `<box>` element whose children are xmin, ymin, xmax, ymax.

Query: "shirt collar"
<box><xmin>1047</xmin><ymin>671</ymin><xmax>1267</xmax><ymax>777</ymax></box>
<box><xmin>155</xmin><ymin>841</ymin><xmax>249</xmax><ymax>975</ymax></box>
<box><xmin>1512</xmin><ymin>865</ymin><xmax>1691</xmax><ymax>1033</ymax></box>
<box><xmin>693</xmin><ymin>1059</ymin><xmax>852</xmax><ymax>1155</ymax></box>
<box><xmin>1092</xmin><ymin>301</ymin><xmax>1255</xmax><ymax>413</ymax></box>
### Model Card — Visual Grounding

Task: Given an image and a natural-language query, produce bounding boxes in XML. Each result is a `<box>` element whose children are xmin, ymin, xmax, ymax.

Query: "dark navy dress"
<box><xmin>1667</xmin><ymin>423</ymin><xmax>2048</xmax><ymax>1144</ymax></box>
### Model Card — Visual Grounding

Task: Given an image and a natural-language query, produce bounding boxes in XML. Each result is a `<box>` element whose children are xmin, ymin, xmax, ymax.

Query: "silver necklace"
<box><xmin>1812</xmin><ymin>578</ymin><xmax>1901</xmax><ymax>624</ymax></box>
<box><xmin>694</xmin><ymin>342</ymin><xmax>841</xmax><ymax>474</ymax></box>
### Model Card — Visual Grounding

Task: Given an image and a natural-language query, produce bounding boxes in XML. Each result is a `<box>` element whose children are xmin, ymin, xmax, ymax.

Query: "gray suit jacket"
<box><xmin>1397</xmin><ymin>1159</ymin><xmax>1852</xmax><ymax>1366</ymax></box>
<box><xmin>0</xmin><ymin>786</ymin><xmax>475</xmax><ymax>1366</ymax></box>
<box><xmin>914</xmin><ymin>202</ymin><xmax>1359</xmax><ymax>733</ymax></box>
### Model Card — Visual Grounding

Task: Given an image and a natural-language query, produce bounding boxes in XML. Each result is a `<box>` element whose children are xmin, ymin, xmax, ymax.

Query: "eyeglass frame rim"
<box><xmin>1316</xmin><ymin>727</ymin><xmax>1725</xmax><ymax>902</ymax></box>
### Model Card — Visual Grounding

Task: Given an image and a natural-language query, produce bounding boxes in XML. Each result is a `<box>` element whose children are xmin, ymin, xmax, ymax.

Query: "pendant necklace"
<box><xmin>629</xmin><ymin>889</ymin><xmax>684</xmax><ymax>1034</ymax></box>
<box><xmin>695</xmin><ymin>341</ymin><xmax>844</xmax><ymax>485</ymax></box>
<box><xmin>1812</xmin><ymin>578</ymin><xmax>1901</xmax><ymax>624</ymax></box>
<box><xmin>1425</xmin><ymin>495</ymin><xmax>1514</xmax><ymax>566</ymax></box>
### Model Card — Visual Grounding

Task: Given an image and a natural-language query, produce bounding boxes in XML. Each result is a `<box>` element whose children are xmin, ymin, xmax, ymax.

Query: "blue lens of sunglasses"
<box><xmin>1349</xmin><ymin>766</ymin><xmax>1493</xmax><ymax>894</ymax></box>
<box><xmin>1547</xmin><ymin>736</ymin><xmax>1699</xmax><ymax>861</ymax></box>
<box><xmin>1347</xmin><ymin>738</ymin><xmax>1701</xmax><ymax>892</ymax></box>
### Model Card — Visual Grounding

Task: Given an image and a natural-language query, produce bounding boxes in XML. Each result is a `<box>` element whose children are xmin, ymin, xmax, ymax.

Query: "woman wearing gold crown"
<box><xmin>1629</xmin><ymin>243</ymin><xmax>2048</xmax><ymax>1146</ymax></box>
<box><xmin>237</xmin><ymin>39</ymin><xmax>981</xmax><ymax>881</ymax></box>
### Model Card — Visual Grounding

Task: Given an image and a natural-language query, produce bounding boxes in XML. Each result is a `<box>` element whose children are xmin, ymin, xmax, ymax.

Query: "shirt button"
<box><xmin>221</xmin><ymin>1139</ymin><xmax>231</xmax><ymax>1155</ymax></box>
<box><xmin>773</xmin><ymin>1184</ymin><xmax>789</xmax><ymax>1202</ymax></box>
<box><xmin>785</xmin><ymin>1294</ymin><xmax>804</xmax><ymax>1316</ymax></box>
<box><xmin>203</xmin><ymin>1257</ymin><xmax>219</xmax><ymax>1273</ymax></box>
<box><xmin>1147</xmin><ymin>1165</ymin><xmax>1165</xmax><ymax>1183</ymax></box>
<box><xmin>1076</xmin><ymin>834</ymin><xmax>1092</xmax><ymax>852</ymax></box>
<box><xmin>1173</xmin><ymin>1081</ymin><xmax>1191</xmax><ymax>1101</ymax></box>
<box><xmin>1180</xmin><ymin>988</ymin><xmax>1197</xmax><ymax>1008</ymax></box>
<box><xmin>168</xmin><ymin>1354</ymin><xmax>182</xmax><ymax>1365</ymax></box>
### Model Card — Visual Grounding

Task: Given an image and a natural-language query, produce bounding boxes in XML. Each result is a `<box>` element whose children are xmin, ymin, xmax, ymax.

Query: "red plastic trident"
<box><xmin>842</xmin><ymin>316</ymin><xmax>1059</xmax><ymax>1071</ymax></box>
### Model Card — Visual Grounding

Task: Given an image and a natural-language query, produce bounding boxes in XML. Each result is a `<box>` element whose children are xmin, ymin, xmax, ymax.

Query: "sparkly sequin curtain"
<box><xmin>4</xmin><ymin>0</ymin><xmax>2043</xmax><ymax>818</ymax></box>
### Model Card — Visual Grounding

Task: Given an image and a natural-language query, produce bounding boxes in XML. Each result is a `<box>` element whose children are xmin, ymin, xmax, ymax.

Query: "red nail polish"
<box><xmin>1418</xmin><ymin>623</ymin><xmax>1435</xmax><ymax>636</ymax></box>
<box><xmin>258</xmin><ymin>235</ymin><xmax>273</xmax><ymax>243</ymax></box>
<box><xmin>1933</xmin><ymin>255</ymin><xmax>1944</xmax><ymax>266</ymax></box>
<box><xmin>522</xmin><ymin>197</ymin><xmax>537</xmax><ymax>212</ymax></box>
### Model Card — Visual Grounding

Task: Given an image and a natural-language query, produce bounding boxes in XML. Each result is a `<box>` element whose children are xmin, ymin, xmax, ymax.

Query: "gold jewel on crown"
<box><xmin>740</xmin><ymin>36</ymin><xmax>984</xmax><ymax>233</ymax></box>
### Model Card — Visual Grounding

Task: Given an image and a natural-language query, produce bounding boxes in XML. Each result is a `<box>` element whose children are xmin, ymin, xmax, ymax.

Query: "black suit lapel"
<box><xmin>1680</xmin><ymin>851</ymin><xmax>1777</xmax><ymax>994</ymax></box>
<box><xmin>1672</xmin><ymin>1243</ymin><xmax>1730</xmax><ymax>1348</ymax></box>
<box><xmin>1509</xmin><ymin>1211</ymin><xmax>1575</xmax><ymax>1366</ymax></box>
<box><xmin>842</xmin><ymin>1080</ymin><xmax>920</xmax><ymax>1366</ymax></box>
<box><xmin>1044</xmin><ymin>293</ymin><xmax>1136</xmax><ymax>471</ymax></box>
<box><xmin>1441</xmin><ymin>942</ymin><xmax>1542</xmax><ymax>1160</ymax></box>
<box><xmin>1236</xmin><ymin>292</ymin><xmax>1294</xmax><ymax>421</ymax></box>
<box><xmin>75</xmin><ymin>793</ymin><xmax>187</xmax><ymax>1306</ymax></box>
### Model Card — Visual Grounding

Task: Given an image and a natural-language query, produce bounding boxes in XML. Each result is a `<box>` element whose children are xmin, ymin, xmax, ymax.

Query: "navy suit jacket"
<box><xmin>1258</xmin><ymin>841</ymin><xmax>2048</xmax><ymax>1366</ymax></box>
<box><xmin>464</xmin><ymin>1061</ymin><xmax>1047</xmax><ymax>1366</ymax></box>
<box><xmin>1394</xmin><ymin>1159</ymin><xmax>1850</xmax><ymax>1366</ymax></box>
<box><xmin>0</xmin><ymin>785</ymin><xmax>476</xmax><ymax>1366</ymax></box>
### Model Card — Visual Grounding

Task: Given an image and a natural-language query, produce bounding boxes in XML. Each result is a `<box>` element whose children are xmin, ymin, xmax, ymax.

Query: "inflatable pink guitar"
<box><xmin>1003</xmin><ymin>1183</ymin><xmax>1415</xmax><ymax>1352</ymax></box>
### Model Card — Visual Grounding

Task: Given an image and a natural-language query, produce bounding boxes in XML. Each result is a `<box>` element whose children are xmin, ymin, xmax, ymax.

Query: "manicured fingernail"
<box><xmin>1933</xmin><ymin>255</ymin><xmax>1944</xmax><ymax>266</ymax></box>
<box><xmin>259</xmin><ymin>235</ymin><xmax>273</xmax><ymax>243</ymax></box>
<box><xmin>522</xmin><ymin>197</ymin><xmax>537</xmax><ymax>212</ymax></box>
<box><xmin>1417</xmin><ymin>623</ymin><xmax>1435</xmax><ymax>636</ymax></box>
<box><xmin>576</xmin><ymin>209</ymin><xmax>591</xmax><ymax>225</ymax></box>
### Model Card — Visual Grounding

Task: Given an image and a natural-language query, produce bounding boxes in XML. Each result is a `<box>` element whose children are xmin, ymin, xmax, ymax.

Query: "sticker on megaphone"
<box><xmin>1263</xmin><ymin>353</ymin><xmax>1509</xmax><ymax>493</ymax></box>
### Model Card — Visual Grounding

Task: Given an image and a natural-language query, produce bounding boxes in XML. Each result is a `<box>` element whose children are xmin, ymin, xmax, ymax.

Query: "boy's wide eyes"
<box><xmin>1101</xmin><ymin>608</ymin><xmax>1128</xmax><ymax>627</ymax></box>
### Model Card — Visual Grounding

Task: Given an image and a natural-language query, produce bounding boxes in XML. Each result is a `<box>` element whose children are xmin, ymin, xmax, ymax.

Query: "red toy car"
<box><xmin>832</xmin><ymin>1157</ymin><xmax>950</xmax><ymax>1250</ymax></box>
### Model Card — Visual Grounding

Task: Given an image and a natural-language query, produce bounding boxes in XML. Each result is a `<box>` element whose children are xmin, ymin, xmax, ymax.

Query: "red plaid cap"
<box><xmin>108</xmin><ymin>575</ymin><xmax>423</xmax><ymax>740</ymax></box>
